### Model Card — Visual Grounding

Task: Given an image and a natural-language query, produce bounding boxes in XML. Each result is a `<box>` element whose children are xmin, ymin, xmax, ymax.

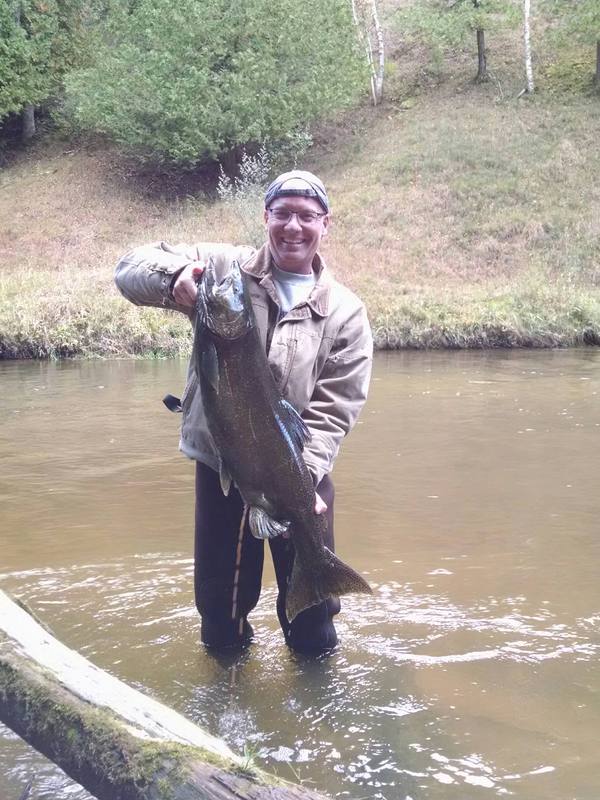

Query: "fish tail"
<box><xmin>285</xmin><ymin>547</ymin><xmax>372</xmax><ymax>623</ymax></box>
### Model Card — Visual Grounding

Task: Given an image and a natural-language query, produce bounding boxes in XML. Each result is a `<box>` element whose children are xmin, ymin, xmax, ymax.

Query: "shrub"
<box><xmin>63</xmin><ymin>0</ymin><xmax>365</xmax><ymax>167</ymax></box>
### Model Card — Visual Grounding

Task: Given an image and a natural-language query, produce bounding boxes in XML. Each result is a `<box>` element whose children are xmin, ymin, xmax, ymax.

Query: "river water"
<box><xmin>1</xmin><ymin>350</ymin><xmax>599</xmax><ymax>800</ymax></box>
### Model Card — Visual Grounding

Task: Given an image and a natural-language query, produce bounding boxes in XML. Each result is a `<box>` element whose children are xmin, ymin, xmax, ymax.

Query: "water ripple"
<box><xmin>1</xmin><ymin>558</ymin><xmax>599</xmax><ymax>799</ymax></box>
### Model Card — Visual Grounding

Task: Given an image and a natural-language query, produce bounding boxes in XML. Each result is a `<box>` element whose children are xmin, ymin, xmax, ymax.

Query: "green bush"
<box><xmin>0</xmin><ymin>0</ymin><xmax>56</xmax><ymax>121</ymax></box>
<box><xmin>63</xmin><ymin>0</ymin><xmax>366</xmax><ymax>167</ymax></box>
<box><xmin>542</xmin><ymin>50</ymin><xmax>596</xmax><ymax>93</ymax></box>
<box><xmin>0</xmin><ymin>0</ymin><xmax>92</xmax><ymax>124</ymax></box>
<box><xmin>543</xmin><ymin>0</ymin><xmax>600</xmax><ymax>89</ymax></box>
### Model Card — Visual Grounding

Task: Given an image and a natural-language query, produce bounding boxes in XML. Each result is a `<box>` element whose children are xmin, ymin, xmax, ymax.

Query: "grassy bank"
<box><xmin>1</xmin><ymin>66</ymin><xmax>600</xmax><ymax>356</ymax></box>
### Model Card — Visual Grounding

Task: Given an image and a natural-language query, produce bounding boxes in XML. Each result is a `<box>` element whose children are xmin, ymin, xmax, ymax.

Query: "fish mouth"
<box><xmin>199</xmin><ymin>262</ymin><xmax>251</xmax><ymax>339</ymax></box>
<box><xmin>213</xmin><ymin>269</ymin><xmax>235</xmax><ymax>291</ymax></box>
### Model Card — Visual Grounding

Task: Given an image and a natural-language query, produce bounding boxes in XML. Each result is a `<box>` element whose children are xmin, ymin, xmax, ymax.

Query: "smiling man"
<box><xmin>115</xmin><ymin>169</ymin><xmax>373</xmax><ymax>654</ymax></box>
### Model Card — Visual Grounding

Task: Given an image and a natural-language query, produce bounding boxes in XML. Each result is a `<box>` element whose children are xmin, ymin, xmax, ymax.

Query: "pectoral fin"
<box><xmin>249</xmin><ymin>507</ymin><xmax>290</xmax><ymax>540</ymax></box>
<box><xmin>200</xmin><ymin>342</ymin><xmax>219</xmax><ymax>393</ymax></box>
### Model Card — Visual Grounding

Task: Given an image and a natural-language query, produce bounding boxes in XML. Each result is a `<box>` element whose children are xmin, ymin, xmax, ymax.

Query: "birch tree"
<box><xmin>523</xmin><ymin>0</ymin><xmax>535</xmax><ymax>92</ymax></box>
<box><xmin>351</xmin><ymin>0</ymin><xmax>385</xmax><ymax>105</ymax></box>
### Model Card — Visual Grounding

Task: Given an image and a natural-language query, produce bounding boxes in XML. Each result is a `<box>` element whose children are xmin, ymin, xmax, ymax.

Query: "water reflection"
<box><xmin>1</xmin><ymin>351</ymin><xmax>600</xmax><ymax>799</ymax></box>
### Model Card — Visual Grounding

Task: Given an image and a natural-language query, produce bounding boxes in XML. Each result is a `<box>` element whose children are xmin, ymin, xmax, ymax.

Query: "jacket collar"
<box><xmin>240</xmin><ymin>243</ymin><xmax>332</xmax><ymax>318</ymax></box>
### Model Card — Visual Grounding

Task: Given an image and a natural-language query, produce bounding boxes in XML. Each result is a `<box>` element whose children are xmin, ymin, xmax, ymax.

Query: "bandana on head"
<box><xmin>264</xmin><ymin>170</ymin><xmax>329</xmax><ymax>213</ymax></box>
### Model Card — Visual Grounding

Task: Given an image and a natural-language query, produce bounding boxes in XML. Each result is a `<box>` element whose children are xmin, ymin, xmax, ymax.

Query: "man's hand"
<box><xmin>282</xmin><ymin>492</ymin><xmax>326</xmax><ymax>538</ymax></box>
<box><xmin>172</xmin><ymin>263</ymin><xmax>204</xmax><ymax>307</ymax></box>
<box><xmin>315</xmin><ymin>491</ymin><xmax>327</xmax><ymax>515</ymax></box>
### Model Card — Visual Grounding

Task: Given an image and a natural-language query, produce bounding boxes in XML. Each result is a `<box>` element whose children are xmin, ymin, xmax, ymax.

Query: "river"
<box><xmin>1</xmin><ymin>350</ymin><xmax>599</xmax><ymax>800</ymax></box>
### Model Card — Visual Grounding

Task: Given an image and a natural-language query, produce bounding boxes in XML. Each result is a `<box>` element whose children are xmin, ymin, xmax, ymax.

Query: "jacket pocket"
<box><xmin>270</xmin><ymin>337</ymin><xmax>297</xmax><ymax>394</ymax></box>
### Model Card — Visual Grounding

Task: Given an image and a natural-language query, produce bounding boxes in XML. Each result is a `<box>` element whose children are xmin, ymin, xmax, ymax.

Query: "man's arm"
<box><xmin>114</xmin><ymin>242</ymin><xmax>254</xmax><ymax>312</ymax></box>
<box><xmin>302</xmin><ymin>303</ymin><xmax>373</xmax><ymax>487</ymax></box>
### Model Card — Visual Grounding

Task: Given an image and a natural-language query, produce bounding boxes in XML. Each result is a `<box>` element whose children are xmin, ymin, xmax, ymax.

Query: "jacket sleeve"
<box><xmin>301</xmin><ymin>303</ymin><xmax>373</xmax><ymax>486</ymax></box>
<box><xmin>114</xmin><ymin>241</ymin><xmax>254</xmax><ymax>315</ymax></box>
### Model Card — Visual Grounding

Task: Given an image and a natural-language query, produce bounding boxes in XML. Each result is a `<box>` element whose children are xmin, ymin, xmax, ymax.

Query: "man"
<box><xmin>115</xmin><ymin>169</ymin><xmax>372</xmax><ymax>653</ymax></box>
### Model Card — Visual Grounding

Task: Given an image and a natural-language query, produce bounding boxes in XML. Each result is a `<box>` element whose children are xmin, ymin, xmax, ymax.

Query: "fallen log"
<box><xmin>0</xmin><ymin>590</ymin><xmax>330</xmax><ymax>800</ymax></box>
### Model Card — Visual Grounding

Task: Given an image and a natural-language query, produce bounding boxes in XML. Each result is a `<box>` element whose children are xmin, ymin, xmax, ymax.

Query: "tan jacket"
<box><xmin>114</xmin><ymin>241</ymin><xmax>373</xmax><ymax>484</ymax></box>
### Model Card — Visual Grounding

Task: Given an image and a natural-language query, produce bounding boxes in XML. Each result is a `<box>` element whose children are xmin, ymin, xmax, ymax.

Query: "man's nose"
<box><xmin>284</xmin><ymin>213</ymin><xmax>302</xmax><ymax>230</ymax></box>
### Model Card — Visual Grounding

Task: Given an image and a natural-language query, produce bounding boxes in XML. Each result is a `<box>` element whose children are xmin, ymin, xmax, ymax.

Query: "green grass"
<box><xmin>365</xmin><ymin>278</ymin><xmax>600</xmax><ymax>348</ymax></box>
<box><xmin>0</xmin><ymin>267</ymin><xmax>191</xmax><ymax>358</ymax></box>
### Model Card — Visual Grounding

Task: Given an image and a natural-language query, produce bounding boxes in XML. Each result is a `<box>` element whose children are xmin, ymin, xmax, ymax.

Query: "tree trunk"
<box><xmin>523</xmin><ymin>0</ymin><xmax>534</xmax><ymax>93</ymax></box>
<box><xmin>0</xmin><ymin>591</ymin><xmax>331</xmax><ymax>800</ymax></box>
<box><xmin>22</xmin><ymin>104</ymin><xmax>36</xmax><ymax>140</ymax></box>
<box><xmin>13</xmin><ymin>4</ymin><xmax>37</xmax><ymax>137</ymax></box>
<box><xmin>220</xmin><ymin>148</ymin><xmax>239</xmax><ymax>179</ymax></box>
<box><xmin>476</xmin><ymin>28</ymin><xmax>487</xmax><ymax>82</ymax></box>
<box><xmin>351</xmin><ymin>0</ymin><xmax>377</xmax><ymax>105</ymax></box>
<box><xmin>371</xmin><ymin>0</ymin><xmax>385</xmax><ymax>105</ymax></box>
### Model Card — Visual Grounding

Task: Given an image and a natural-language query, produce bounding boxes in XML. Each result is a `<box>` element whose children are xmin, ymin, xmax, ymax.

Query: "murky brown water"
<box><xmin>1</xmin><ymin>350</ymin><xmax>600</xmax><ymax>800</ymax></box>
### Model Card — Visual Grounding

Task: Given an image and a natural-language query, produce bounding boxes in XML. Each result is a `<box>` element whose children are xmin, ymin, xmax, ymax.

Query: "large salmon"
<box><xmin>194</xmin><ymin>258</ymin><xmax>372</xmax><ymax>622</ymax></box>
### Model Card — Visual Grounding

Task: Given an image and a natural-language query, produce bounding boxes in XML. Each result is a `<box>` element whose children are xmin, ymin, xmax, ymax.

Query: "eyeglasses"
<box><xmin>267</xmin><ymin>207</ymin><xmax>327</xmax><ymax>225</ymax></box>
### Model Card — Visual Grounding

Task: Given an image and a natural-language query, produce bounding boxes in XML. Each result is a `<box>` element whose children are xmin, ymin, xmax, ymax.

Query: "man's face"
<box><xmin>264</xmin><ymin>195</ymin><xmax>330</xmax><ymax>274</ymax></box>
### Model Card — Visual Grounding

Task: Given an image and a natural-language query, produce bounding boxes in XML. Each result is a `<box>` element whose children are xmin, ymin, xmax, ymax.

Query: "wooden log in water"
<box><xmin>0</xmin><ymin>590</ymin><xmax>330</xmax><ymax>800</ymax></box>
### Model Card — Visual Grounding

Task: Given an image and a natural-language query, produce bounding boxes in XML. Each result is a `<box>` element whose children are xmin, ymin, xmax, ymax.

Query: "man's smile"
<box><xmin>264</xmin><ymin>192</ymin><xmax>330</xmax><ymax>273</ymax></box>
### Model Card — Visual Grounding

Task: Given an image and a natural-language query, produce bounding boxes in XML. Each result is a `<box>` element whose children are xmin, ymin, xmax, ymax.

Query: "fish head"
<box><xmin>197</xmin><ymin>260</ymin><xmax>253</xmax><ymax>340</ymax></box>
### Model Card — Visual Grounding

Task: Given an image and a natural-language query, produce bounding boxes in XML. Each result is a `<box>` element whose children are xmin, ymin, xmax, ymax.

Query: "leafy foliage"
<box><xmin>63</xmin><ymin>0</ymin><xmax>366</xmax><ymax>166</ymax></box>
<box><xmin>0</xmin><ymin>0</ymin><xmax>55</xmax><ymax>120</ymax></box>
<box><xmin>0</xmin><ymin>0</ymin><xmax>91</xmax><ymax>124</ymax></box>
<box><xmin>546</xmin><ymin>0</ymin><xmax>600</xmax><ymax>48</ymax></box>
<box><xmin>397</xmin><ymin>0</ymin><xmax>520</xmax><ymax>66</ymax></box>
<box><xmin>544</xmin><ymin>0</ymin><xmax>600</xmax><ymax>86</ymax></box>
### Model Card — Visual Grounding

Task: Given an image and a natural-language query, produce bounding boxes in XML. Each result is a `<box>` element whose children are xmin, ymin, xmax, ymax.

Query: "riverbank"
<box><xmin>2</xmin><ymin>80</ymin><xmax>600</xmax><ymax>357</ymax></box>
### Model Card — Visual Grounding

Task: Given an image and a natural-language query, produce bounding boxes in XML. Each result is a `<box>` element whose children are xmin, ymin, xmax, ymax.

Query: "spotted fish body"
<box><xmin>194</xmin><ymin>259</ymin><xmax>372</xmax><ymax>622</ymax></box>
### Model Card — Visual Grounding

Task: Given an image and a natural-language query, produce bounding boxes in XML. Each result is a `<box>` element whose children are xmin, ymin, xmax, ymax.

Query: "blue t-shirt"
<box><xmin>271</xmin><ymin>264</ymin><xmax>316</xmax><ymax>315</ymax></box>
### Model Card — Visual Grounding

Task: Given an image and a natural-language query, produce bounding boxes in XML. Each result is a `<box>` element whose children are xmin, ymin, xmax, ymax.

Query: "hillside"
<box><xmin>1</xmin><ymin>27</ymin><xmax>600</xmax><ymax>356</ymax></box>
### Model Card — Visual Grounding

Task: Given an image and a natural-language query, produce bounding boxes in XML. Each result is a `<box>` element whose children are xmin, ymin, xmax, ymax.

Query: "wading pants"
<box><xmin>194</xmin><ymin>462</ymin><xmax>341</xmax><ymax>653</ymax></box>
